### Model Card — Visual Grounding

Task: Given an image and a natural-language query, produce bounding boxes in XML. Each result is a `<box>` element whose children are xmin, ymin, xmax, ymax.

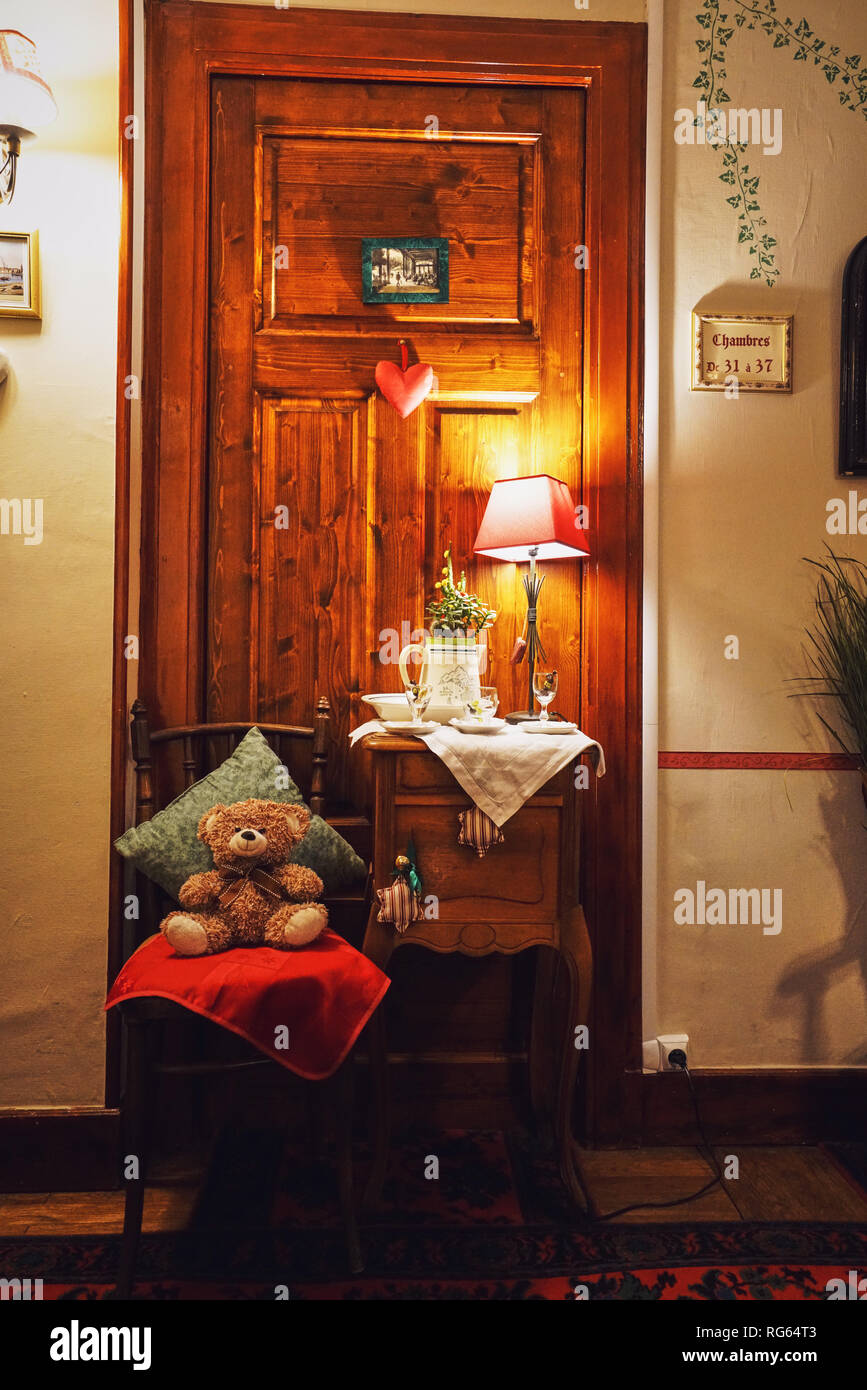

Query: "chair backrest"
<box><xmin>124</xmin><ymin>697</ymin><xmax>331</xmax><ymax>949</ymax></box>
<box><xmin>130</xmin><ymin>697</ymin><xmax>331</xmax><ymax>825</ymax></box>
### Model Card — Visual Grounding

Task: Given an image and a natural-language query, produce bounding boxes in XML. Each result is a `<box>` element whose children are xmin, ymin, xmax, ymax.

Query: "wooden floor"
<box><xmin>1</xmin><ymin>1146</ymin><xmax>865</xmax><ymax>1234</ymax></box>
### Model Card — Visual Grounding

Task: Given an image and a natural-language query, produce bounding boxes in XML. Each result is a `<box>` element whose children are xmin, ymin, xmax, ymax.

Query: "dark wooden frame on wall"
<box><xmin>839</xmin><ymin>235</ymin><xmax>867</xmax><ymax>477</ymax></box>
<box><xmin>138</xmin><ymin>0</ymin><xmax>647</xmax><ymax>1147</ymax></box>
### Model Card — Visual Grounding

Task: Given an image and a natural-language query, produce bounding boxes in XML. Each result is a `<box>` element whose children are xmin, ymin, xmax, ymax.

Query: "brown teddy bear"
<box><xmin>160</xmin><ymin>798</ymin><xmax>328</xmax><ymax>956</ymax></box>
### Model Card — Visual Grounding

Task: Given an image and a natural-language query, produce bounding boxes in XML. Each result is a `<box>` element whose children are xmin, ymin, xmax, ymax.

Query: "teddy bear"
<box><xmin>160</xmin><ymin>798</ymin><xmax>328</xmax><ymax>956</ymax></box>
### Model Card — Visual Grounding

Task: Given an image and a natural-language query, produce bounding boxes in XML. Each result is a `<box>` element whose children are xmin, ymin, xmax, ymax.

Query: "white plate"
<box><xmin>448</xmin><ymin>717</ymin><xmax>508</xmax><ymax>735</ymax></box>
<box><xmin>383</xmin><ymin>719</ymin><xmax>439</xmax><ymax>735</ymax></box>
<box><xmin>520</xmin><ymin>720</ymin><xmax>578</xmax><ymax>735</ymax></box>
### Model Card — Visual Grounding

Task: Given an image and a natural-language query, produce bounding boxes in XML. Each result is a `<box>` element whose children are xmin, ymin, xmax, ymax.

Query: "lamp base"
<box><xmin>504</xmin><ymin>710</ymin><xmax>537</xmax><ymax>724</ymax></box>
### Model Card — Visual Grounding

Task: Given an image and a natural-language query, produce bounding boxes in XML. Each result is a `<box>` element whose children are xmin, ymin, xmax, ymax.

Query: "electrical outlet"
<box><xmin>656</xmin><ymin>1033</ymin><xmax>689</xmax><ymax>1071</ymax></box>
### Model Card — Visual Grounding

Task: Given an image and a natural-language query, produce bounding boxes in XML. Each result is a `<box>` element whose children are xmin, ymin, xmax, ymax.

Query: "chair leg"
<box><xmin>116</xmin><ymin>1017</ymin><xmax>157</xmax><ymax>1299</ymax></box>
<box><xmin>331</xmin><ymin>1059</ymin><xmax>363</xmax><ymax>1274</ymax></box>
<box><xmin>360</xmin><ymin>908</ymin><xmax>395</xmax><ymax>1211</ymax></box>
<box><xmin>362</xmin><ymin>1006</ymin><xmax>390</xmax><ymax>1212</ymax></box>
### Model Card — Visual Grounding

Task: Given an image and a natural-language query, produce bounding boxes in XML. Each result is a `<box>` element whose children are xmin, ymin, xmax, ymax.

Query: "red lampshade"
<box><xmin>472</xmin><ymin>474</ymin><xmax>589</xmax><ymax>562</ymax></box>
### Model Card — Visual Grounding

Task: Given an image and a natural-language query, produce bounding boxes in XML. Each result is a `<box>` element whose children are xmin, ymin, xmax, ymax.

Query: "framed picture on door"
<box><xmin>362</xmin><ymin>237</ymin><xmax>449</xmax><ymax>304</ymax></box>
<box><xmin>0</xmin><ymin>230</ymin><xmax>40</xmax><ymax>319</ymax></box>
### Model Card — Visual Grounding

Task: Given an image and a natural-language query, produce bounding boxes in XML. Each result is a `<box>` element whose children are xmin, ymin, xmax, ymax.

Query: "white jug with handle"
<box><xmin>398</xmin><ymin>631</ymin><xmax>484</xmax><ymax>724</ymax></box>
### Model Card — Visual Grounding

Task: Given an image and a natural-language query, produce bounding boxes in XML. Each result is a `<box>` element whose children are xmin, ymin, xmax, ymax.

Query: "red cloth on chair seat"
<box><xmin>105</xmin><ymin>929</ymin><xmax>389</xmax><ymax>1080</ymax></box>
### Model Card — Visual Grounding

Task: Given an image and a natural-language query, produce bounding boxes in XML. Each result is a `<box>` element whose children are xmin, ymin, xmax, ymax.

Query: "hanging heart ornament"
<box><xmin>375</xmin><ymin>340</ymin><xmax>435</xmax><ymax>418</ymax></box>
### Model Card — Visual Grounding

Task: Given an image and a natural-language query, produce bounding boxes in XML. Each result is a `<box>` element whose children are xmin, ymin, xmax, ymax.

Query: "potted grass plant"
<box><xmin>797</xmin><ymin>547</ymin><xmax>867</xmax><ymax>796</ymax></box>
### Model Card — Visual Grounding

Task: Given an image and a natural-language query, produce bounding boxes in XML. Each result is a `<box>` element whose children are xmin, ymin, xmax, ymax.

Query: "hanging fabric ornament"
<box><xmin>376</xmin><ymin>838</ymin><xmax>424</xmax><ymax>933</ymax></box>
<box><xmin>458</xmin><ymin>805</ymin><xmax>504</xmax><ymax>858</ymax></box>
<box><xmin>375</xmin><ymin>339</ymin><xmax>435</xmax><ymax>418</ymax></box>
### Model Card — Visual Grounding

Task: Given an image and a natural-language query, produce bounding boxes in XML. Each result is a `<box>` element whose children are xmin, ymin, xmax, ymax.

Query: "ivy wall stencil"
<box><xmin>692</xmin><ymin>0</ymin><xmax>867</xmax><ymax>286</ymax></box>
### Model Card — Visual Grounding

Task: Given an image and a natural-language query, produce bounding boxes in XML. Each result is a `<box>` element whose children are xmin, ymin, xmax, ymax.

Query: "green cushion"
<box><xmin>114</xmin><ymin>726</ymin><xmax>366</xmax><ymax>899</ymax></box>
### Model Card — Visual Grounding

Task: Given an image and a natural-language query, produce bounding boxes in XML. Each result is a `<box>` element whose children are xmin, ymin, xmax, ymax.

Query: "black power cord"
<box><xmin>589</xmin><ymin>1053</ymin><xmax>727</xmax><ymax>1222</ymax></box>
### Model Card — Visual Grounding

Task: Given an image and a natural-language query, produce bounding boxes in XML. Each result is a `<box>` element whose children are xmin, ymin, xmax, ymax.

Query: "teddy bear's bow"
<box><xmin>218</xmin><ymin>866</ymin><xmax>285</xmax><ymax>908</ymax></box>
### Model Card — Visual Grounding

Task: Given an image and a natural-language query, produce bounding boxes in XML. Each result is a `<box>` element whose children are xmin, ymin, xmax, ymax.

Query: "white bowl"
<box><xmin>361</xmin><ymin>694</ymin><xmax>412</xmax><ymax>721</ymax></box>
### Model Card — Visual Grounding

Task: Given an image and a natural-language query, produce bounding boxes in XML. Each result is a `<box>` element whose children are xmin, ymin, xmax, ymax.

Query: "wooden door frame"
<box><xmin>135</xmin><ymin>0</ymin><xmax>646</xmax><ymax>1144</ymax></box>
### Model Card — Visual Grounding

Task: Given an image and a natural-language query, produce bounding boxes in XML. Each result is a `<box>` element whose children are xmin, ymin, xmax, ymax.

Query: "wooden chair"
<box><xmin>114</xmin><ymin>697</ymin><xmax>369</xmax><ymax>1297</ymax></box>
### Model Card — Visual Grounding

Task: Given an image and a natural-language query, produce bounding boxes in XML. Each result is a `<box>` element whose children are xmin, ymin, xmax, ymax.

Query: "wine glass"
<box><xmin>465</xmin><ymin>687</ymin><xmax>499</xmax><ymax>725</ymax></box>
<box><xmin>405</xmin><ymin>681</ymin><xmax>433</xmax><ymax>726</ymax></box>
<box><xmin>532</xmin><ymin>669</ymin><xmax>559</xmax><ymax>722</ymax></box>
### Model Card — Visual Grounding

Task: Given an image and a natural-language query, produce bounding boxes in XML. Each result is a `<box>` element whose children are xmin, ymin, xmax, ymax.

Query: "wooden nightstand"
<box><xmin>359</xmin><ymin>731</ymin><xmax>592</xmax><ymax>1209</ymax></box>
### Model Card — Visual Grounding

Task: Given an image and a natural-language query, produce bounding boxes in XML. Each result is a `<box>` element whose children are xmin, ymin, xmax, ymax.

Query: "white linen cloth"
<box><xmin>349</xmin><ymin>720</ymin><xmax>605</xmax><ymax>827</ymax></box>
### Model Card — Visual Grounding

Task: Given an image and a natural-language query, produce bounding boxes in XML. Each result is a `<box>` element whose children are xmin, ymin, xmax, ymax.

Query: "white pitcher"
<box><xmin>398</xmin><ymin>632</ymin><xmax>484</xmax><ymax>724</ymax></box>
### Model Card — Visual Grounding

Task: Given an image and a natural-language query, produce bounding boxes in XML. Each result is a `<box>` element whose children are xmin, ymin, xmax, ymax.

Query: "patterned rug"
<box><xmin>4</xmin><ymin>1130</ymin><xmax>867</xmax><ymax>1300</ymax></box>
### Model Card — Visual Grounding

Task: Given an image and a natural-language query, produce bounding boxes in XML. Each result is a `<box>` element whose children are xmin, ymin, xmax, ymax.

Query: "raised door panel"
<box><xmin>256</xmin><ymin>396</ymin><xmax>369</xmax><ymax>801</ymax></box>
<box><xmin>261</xmin><ymin>135</ymin><xmax>532</xmax><ymax>325</ymax></box>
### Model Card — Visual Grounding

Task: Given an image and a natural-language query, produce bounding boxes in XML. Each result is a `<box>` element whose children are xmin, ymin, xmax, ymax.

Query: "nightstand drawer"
<box><xmin>393</xmin><ymin>800</ymin><xmax>562</xmax><ymax>922</ymax></box>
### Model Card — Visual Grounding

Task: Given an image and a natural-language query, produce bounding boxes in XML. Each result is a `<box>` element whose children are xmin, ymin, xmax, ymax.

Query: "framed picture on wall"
<box><xmin>362</xmin><ymin>237</ymin><xmax>449</xmax><ymax>304</ymax></box>
<box><xmin>0</xmin><ymin>231</ymin><xmax>40</xmax><ymax>319</ymax></box>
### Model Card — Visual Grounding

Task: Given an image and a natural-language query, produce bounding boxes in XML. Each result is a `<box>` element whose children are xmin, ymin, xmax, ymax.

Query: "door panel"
<box><xmin>209</xmin><ymin>75</ymin><xmax>585</xmax><ymax>802</ymax></box>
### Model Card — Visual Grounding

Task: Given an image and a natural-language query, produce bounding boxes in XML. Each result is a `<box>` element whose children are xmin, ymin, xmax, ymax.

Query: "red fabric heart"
<box><xmin>375</xmin><ymin>359</ymin><xmax>435</xmax><ymax>418</ymax></box>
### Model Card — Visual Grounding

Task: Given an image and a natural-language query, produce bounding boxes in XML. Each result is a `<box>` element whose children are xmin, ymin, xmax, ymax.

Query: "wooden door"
<box><xmin>208</xmin><ymin>76</ymin><xmax>585</xmax><ymax>804</ymax></box>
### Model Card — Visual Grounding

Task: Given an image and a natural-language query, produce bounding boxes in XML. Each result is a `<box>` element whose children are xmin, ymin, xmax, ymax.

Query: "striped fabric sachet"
<box><xmin>458</xmin><ymin>805</ymin><xmax>504</xmax><ymax>859</ymax></box>
<box><xmin>376</xmin><ymin>878</ymin><xmax>423</xmax><ymax>933</ymax></box>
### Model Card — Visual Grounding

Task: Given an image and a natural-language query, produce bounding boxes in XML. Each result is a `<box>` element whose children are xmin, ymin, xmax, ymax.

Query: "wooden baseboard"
<box><xmin>0</xmin><ymin>1109</ymin><xmax>121</xmax><ymax>1193</ymax></box>
<box><xmin>589</xmin><ymin>1069</ymin><xmax>867</xmax><ymax>1146</ymax></box>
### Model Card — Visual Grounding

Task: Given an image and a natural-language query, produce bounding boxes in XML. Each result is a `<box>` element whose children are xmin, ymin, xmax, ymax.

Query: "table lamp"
<box><xmin>473</xmin><ymin>474</ymin><xmax>589</xmax><ymax>722</ymax></box>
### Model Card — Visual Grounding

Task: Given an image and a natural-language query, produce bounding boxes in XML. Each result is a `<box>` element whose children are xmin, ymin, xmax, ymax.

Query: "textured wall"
<box><xmin>0</xmin><ymin>0</ymin><xmax>118</xmax><ymax>1105</ymax></box>
<box><xmin>657</xmin><ymin>0</ymin><xmax>867</xmax><ymax>1064</ymax></box>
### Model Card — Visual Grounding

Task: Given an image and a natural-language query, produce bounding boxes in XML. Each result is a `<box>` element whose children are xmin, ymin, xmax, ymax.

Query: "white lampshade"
<box><xmin>0</xmin><ymin>31</ymin><xmax>57</xmax><ymax>138</ymax></box>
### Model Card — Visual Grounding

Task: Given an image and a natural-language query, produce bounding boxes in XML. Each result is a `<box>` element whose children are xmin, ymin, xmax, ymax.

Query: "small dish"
<box><xmin>383</xmin><ymin>719</ymin><xmax>439</xmax><ymax>735</ymax></box>
<box><xmin>448</xmin><ymin>717</ymin><xmax>508</xmax><ymax>735</ymax></box>
<box><xmin>519</xmin><ymin>720</ymin><xmax>578</xmax><ymax>735</ymax></box>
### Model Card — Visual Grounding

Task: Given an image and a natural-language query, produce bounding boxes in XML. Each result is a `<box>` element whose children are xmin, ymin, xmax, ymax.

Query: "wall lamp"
<box><xmin>0</xmin><ymin>31</ymin><xmax>57</xmax><ymax>205</ymax></box>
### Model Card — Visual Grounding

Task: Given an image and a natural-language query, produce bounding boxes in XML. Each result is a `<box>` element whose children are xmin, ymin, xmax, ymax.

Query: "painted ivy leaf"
<box><xmin>696</xmin><ymin>12</ymin><xmax>711</xmax><ymax>27</ymax></box>
<box><xmin>727</xmin><ymin>195</ymin><xmax>741</xmax><ymax>207</ymax></box>
<box><xmin>693</xmin><ymin>72</ymin><xmax>710</xmax><ymax>87</ymax></box>
<box><xmin>762</xmin><ymin>235</ymin><xmax>778</xmax><ymax>248</ymax></box>
<box><xmin>823</xmin><ymin>65</ymin><xmax>837</xmax><ymax>83</ymax></box>
<box><xmin>795</xmin><ymin>19</ymin><xmax>813</xmax><ymax>39</ymax></box>
<box><xmin>812</xmin><ymin>39</ymin><xmax>825</xmax><ymax>52</ymax></box>
<box><xmin>829</xmin><ymin>45</ymin><xmax>840</xmax><ymax>56</ymax></box>
<box><xmin>794</xmin><ymin>47</ymin><xmax>808</xmax><ymax>62</ymax></box>
<box><xmin>738</xmin><ymin>226</ymin><xmax>754</xmax><ymax>243</ymax></box>
<box><xmin>774</xmin><ymin>34</ymin><xmax>790</xmax><ymax>49</ymax></box>
<box><xmin>750</xmin><ymin>268</ymin><xmax>762</xmax><ymax>280</ymax></box>
<box><xmin>747</xmin><ymin>201</ymin><xmax>761</xmax><ymax>212</ymax></box>
<box><xmin>696</xmin><ymin>38</ymin><xmax>711</xmax><ymax>51</ymax></box>
<box><xmin>734</xmin><ymin>11</ymin><xmax>746</xmax><ymax>24</ymax></box>
<box><xmin>846</xmin><ymin>54</ymin><xmax>862</xmax><ymax>69</ymax></box>
<box><xmin>717</xmin><ymin>88</ymin><xmax>731</xmax><ymax>102</ymax></box>
<box><xmin>719</xmin><ymin>169</ymin><xmax>737</xmax><ymax>185</ymax></box>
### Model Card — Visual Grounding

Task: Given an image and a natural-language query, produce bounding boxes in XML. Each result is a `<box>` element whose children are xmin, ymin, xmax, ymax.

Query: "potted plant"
<box><xmin>797</xmin><ymin>547</ymin><xmax>867</xmax><ymax>798</ymax></box>
<box><xmin>398</xmin><ymin>546</ymin><xmax>496</xmax><ymax>721</ymax></box>
<box><xmin>426</xmin><ymin>545</ymin><xmax>497</xmax><ymax>641</ymax></box>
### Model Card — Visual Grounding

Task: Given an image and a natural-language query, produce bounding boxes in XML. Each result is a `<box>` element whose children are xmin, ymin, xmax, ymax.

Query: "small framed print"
<box><xmin>692</xmin><ymin>313</ymin><xmax>792</xmax><ymax>392</ymax></box>
<box><xmin>0</xmin><ymin>231</ymin><xmax>40</xmax><ymax>319</ymax></box>
<box><xmin>362</xmin><ymin>237</ymin><xmax>449</xmax><ymax>304</ymax></box>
